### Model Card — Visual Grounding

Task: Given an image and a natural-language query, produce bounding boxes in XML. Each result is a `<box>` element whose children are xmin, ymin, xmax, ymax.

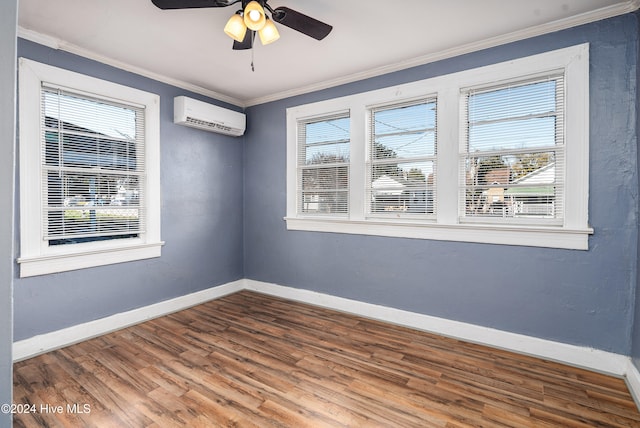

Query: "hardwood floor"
<box><xmin>13</xmin><ymin>290</ymin><xmax>640</xmax><ymax>427</ymax></box>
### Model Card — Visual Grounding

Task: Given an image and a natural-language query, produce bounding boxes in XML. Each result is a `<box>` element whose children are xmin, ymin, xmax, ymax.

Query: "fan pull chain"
<box><xmin>251</xmin><ymin>46</ymin><xmax>255</xmax><ymax>72</ymax></box>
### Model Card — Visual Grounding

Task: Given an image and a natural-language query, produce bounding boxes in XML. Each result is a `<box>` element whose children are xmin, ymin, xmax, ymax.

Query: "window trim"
<box><xmin>18</xmin><ymin>58</ymin><xmax>163</xmax><ymax>277</ymax></box>
<box><xmin>285</xmin><ymin>44</ymin><xmax>592</xmax><ymax>250</ymax></box>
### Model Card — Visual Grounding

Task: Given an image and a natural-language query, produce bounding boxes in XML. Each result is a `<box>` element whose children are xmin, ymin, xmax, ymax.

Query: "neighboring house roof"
<box><xmin>514</xmin><ymin>162</ymin><xmax>556</xmax><ymax>184</ymax></box>
<box><xmin>45</xmin><ymin>115</ymin><xmax>135</xmax><ymax>169</ymax></box>
<box><xmin>505</xmin><ymin>163</ymin><xmax>555</xmax><ymax>197</ymax></box>
<box><xmin>372</xmin><ymin>175</ymin><xmax>429</xmax><ymax>196</ymax></box>
<box><xmin>372</xmin><ymin>175</ymin><xmax>405</xmax><ymax>195</ymax></box>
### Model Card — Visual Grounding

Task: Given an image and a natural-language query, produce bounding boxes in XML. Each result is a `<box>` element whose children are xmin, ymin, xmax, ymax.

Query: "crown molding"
<box><xmin>17</xmin><ymin>26</ymin><xmax>246</xmax><ymax>108</ymax></box>
<box><xmin>243</xmin><ymin>0</ymin><xmax>640</xmax><ymax>106</ymax></box>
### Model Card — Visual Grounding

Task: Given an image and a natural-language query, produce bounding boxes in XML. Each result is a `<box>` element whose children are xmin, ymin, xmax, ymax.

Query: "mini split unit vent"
<box><xmin>173</xmin><ymin>96</ymin><xmax>246</xmax><ymax>137</ymax></box>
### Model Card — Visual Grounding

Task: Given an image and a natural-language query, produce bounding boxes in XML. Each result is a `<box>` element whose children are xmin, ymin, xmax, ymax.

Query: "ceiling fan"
<box><xmin>151</xmin><ymin>0</ymin><xmax>333</xmax><ymax>50</ymax></box>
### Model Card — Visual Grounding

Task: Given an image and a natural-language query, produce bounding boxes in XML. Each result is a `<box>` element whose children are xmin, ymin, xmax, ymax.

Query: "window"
<box><xmin>42</xmin><ymin>87</ymin><xmax>145</xmax><ymax>245</ymax></box>
<box><xmin>297</xmin><ymin>112</ymin><xmax>350</xmax><ymax>216</ymax></box>
<box><xmin>460</xmin><ymin>75</ymin><xmax>564</xmax><ymax>225</ymax></box>
<box><xmin>368</xmin><ymin>98</ymin><xmax>437</xmax><ymax>218</ymax></box>
<box><xmin>286</xmin><ymin>44</ymin><xmax>592</xmax><ymax>250</ymax></box>
<box><xmin>18</xmin><ymin>58</ymin><xmax>162</xmax><ymax>277</ymax></box>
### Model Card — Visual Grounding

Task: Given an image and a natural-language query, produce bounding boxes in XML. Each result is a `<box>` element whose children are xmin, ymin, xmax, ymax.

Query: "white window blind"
<box><xmin>42</xmin><ymin>85</ymin><xmax>146</xmax><ymax>244</ymax></box>
<box><xmin>368</xmin><ymin>98</ymin><xmax>437</xmax><ymax>218</ymax></box>
<box><xmin>297</xmin><ymin>112</ymin><xmax>350</xmax><ymax>215</ymax></box>
<box><xmin>460</xmin><ymin>74</ymin><xmax>565</xmax><ymax>224</ymax></box>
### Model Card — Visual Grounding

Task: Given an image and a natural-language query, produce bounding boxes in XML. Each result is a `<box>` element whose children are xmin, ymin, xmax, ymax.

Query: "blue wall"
<box><xmin>1</xmin><ymin>0</ymin><xmax>17</xmax><ymax>425</ymax></box>
<box><xmin>244</xmin><ymin>14</ymin><xmax>639</xmax><ymax>355</ymax></box>
<box><xmin>632</xmin><ymin>11</ymin><xmax>640</xmax><ymax>368</ymax></box>
<box><xmin>13</xmin><ymin>39</ymin><xmax>245</xmax><ymax>341</ymax></box>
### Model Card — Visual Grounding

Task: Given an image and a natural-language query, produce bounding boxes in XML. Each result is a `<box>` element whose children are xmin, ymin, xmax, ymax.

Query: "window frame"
<box><xmin>18</xmin><ymin>58</ymin><xmax>163</xmax><ymax>277</ymax></box>
<box><xmin>459</xmin><ymin>72</ymin><xmax>566</xmax><ymax>226</ymax></box>
<box><xmin>285</xmin><ymin>44</ymin><xmax>592</xmax><ymax>250</ymax></box>
<box><xmin>366</xmin><ymin>97</ymin><xmax>438</xmax><ymax>221</ymax></box>
<box><xmin>296</xmin><ymin>110</ymin><xmax>351</xmax><ymax>217</ymax></box>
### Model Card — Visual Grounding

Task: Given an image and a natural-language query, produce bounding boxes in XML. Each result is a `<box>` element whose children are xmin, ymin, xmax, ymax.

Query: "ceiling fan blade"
<box><xmin>151</xmin><ymin>0</ymin><xmax>236</xmax><ymax>9</ymax></box>
<box><xmin>232</xmin><ymin>30</ymin><xmax>255</xmax><ymax>50</ymax></box>
<box><xmin>271</xmin><ymin>7</ymin><xmax>332</xmax><ymax>40</ymax></box>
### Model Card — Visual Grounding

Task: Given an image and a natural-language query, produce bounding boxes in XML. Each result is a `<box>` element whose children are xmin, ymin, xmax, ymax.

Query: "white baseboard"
<box><xmin>12</xmin><ymin>279</ymin><xmax>244</xmax><ymax>362</ymax></box>
<box><xmin>13</xmin><ymin>277</ymin><xmax>637</xmax><ymax>391</ymax></box>
<box><xmin>626</xmin><ymin>360</ymin><xmax>640</xmax><ymax>409</ymax></box>
<box><xmin>244</xmin><ymin>279</ymin><xmax>631</xmax><ymax>378</ymax></box>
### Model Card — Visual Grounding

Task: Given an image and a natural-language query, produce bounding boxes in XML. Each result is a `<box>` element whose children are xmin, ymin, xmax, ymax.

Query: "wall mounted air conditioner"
<box><xmin>173</xmin><ymin>96</ymin><xmax>246</xmax><ymax>137</ymax></box>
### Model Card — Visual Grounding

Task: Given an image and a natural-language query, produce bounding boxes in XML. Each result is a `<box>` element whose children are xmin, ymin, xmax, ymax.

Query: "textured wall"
<box><xmin>244</xmin><ymin>14</ymin><xmax>639</xmax><ymax>354</ymax></box>
<box><xmin>13</xmin><ymin>39</ymin><xmax>245</xmax><ymax>340</ymax></box>
<box><xmin>0</xmin><ymin>0</ymin><xmax>17</xmax><ymax>424</ymax></box>
<box><xmin>632</xmin><ymin>10</ymin><xmax>640</xmax><ymax>369</ymax></box>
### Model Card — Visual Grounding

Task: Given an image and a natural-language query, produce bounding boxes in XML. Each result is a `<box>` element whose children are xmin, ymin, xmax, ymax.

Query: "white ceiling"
<box><xmin>18</xmin><ymin>0</ymin><xmax>639</xmax><ymax>107</ymax></box>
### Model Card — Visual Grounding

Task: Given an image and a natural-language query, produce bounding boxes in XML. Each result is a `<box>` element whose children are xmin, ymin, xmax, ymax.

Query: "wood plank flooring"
<box><xmin>13</xmin><ymin>290</ymin><xmax>640</xmax><ymax>427</ymax></box>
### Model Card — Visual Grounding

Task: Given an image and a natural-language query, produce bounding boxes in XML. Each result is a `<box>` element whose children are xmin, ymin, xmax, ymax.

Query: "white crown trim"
<box><xmin>17</xmin><ymin>27</ymin><xmax>244</xmax><ymax>108</ymax></box>
<box><xmin>244</xmin><ymin>0</ymin><xmax>640</xmax><ymax>106</ymax></box>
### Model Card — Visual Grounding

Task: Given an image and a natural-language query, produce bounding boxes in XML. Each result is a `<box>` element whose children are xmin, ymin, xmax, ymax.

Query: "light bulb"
<box><xmin>248</xmin><ymin>10</ymin><xmax>261</xmax><ymax>23</ymax></box>
<box><xmin>243</xmin><ymin>1</ymin><xmax>266</xmax><ymax>31</ymax></box>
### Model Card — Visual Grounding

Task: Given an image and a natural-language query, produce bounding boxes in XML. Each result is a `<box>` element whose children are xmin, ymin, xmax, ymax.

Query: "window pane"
<box><xmin>43</xmin><ymin>91</ymin><xmax>137</xmax><ymax>141</ymax></box>
<box><xmin>373</xmin><ymin>102</ymin><xmax>436</xmax><ymax>159</ymax></box>
<box><xmin>467</xmin><ymin>79</ymin><xmax>560</xmax><ymax>152</ymax></box>
<box><xmin>42</xmin><ymin>88</ymin><xmax>144</xmax><ymax>244</ymax></box>
<box><xmin>369</xmin><ymin>99</ymin><xmax>436</xmax><ymax>217</ymax></box>
<box><xmin>461</xmin><ymin>76</ymin><xmax>563</xmax><ymax>222</ymax></box>
<box><xmin>469</xmin><ymin>80</ymin><xmax>557</xmax><ymax>123</ymax></box>
<box><xmin>301</xmin><ymin>191</ymin><xmax>348</xmax><ymax>214</ymax></box>
<box><xmin>298</xmin><ymin>114</ymin><xmax>350</xmax><ymax>215</ymax></box>
<box><xmin>371</xmin><ymin>161</ymin><xmax>434</xmax><ymax>214</ymax></box>
<box><xmin>302</xmin><ymin>116</ymin><xmax>350</xmax><ymax>164</ymax></box>
<box><xmin>45</xmin><ymin>171</ymin><xmax>142</xmax><ymax>245</ymax></box>
<box><xmin>463</xmin><ymin>152</ymin><xmax>561</xmax><ymax>219</ymax></box>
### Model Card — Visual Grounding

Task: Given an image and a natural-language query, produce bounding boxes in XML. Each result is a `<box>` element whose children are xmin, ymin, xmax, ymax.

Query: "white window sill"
<box><xmin>17</xmin><ymin>241</ymin><xmax>165</xmax><ymax>277</ymax></box>
<box><xmin>284</xmin><ymin>217</ymin><xmax>593</xmax><ymax>250</ymax></box>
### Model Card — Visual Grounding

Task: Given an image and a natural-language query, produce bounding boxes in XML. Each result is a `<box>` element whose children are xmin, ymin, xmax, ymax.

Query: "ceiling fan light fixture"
<box><xmin>244</xmin><ymin>1</ymin><xmax>266</xmax><ymax>31</ymax></box>
<box><xmin>151</xmin><ymin>0</ymin><xmax>333</xmax><ymax>51</ymax></box>
<box><xmin>258</xmin><ymin>18</ymin><xmax>280</xmax><ymax>45</ymax></box>
<box><xmin>224</xmin><ymin>12</ymin><xmax>247</xmax><ymax>42</ymax></box>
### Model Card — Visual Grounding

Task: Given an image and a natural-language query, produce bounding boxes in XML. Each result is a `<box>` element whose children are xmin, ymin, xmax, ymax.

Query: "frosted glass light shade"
<box><xmin>224</xmin><ymin>14</ymin><xmax>247</xmax><ymax>42</ymax></box>
<box><xmin>258</xmin><ymin>18</ymin><xmax>280</xmax><ymax>45</ymax></box>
